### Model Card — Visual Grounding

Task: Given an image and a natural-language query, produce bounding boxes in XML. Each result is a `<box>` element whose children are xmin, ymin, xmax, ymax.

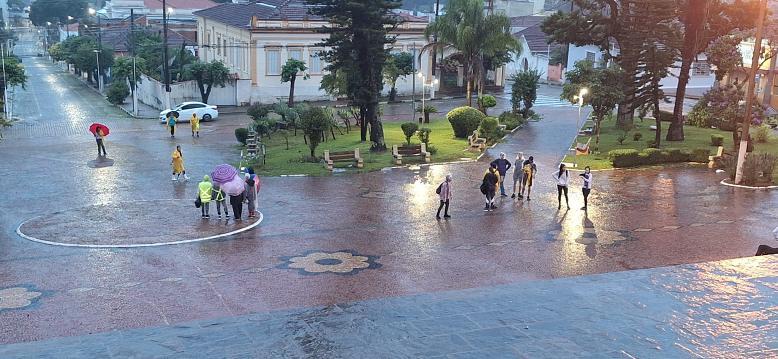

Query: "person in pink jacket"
<box><xmin>436</xmin><ymin>174</ymin><xmax>452</xmax><ymax>219</ymax></box>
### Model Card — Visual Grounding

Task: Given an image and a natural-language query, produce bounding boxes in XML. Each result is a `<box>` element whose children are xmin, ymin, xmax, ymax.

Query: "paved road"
<box><xmin>1</xmin><ymin>28</ymin><xmax>776</xmax><ymax>355</ymax></box>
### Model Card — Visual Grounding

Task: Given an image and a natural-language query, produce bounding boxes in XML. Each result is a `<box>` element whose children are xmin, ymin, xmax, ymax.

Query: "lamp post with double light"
<box><xmin>417</xmin><ymin>73</ymin><xmax>438</xmax><ymax>123</ymax></box>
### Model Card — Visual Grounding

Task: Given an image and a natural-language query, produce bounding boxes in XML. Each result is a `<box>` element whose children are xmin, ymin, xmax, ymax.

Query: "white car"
<box><xmin>160</xmin><ymin>102</ymin><xmax>219</xmax><ymax>123</ymax></box>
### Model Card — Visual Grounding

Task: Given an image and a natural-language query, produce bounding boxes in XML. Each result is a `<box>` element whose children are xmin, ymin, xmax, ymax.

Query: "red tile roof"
<box><xmin>144</xmin><ymin>0</ymin><xmax>217</xmax><ymax>10</ymax></box>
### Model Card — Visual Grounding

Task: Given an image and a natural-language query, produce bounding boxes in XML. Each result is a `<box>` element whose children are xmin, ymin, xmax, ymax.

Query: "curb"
<box><xmin>720</xmin><ymin>179</ymin><xmax>778</xmax><ymax>190</ymax></box>
<box><xmin>117</xmin><ymin>105</ymin><xmax>157</xmax><ymax>120</ymax></box>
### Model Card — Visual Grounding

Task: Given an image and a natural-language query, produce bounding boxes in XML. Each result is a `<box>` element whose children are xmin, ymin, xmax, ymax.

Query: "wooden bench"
<box><xmin>468</xmin><ymin>130</ymin><xmax>487</xmax><ymax>151</ymax></box>
<box><xmin>708</xmin><ymin>146</ymin><xmax>724</xmax><ymax>169</ymax></box>
<box><xmin>392</xmin><ymin>144</ymin><xmax>430</xmax><ymax>165</ymax></box>
<box><xmin>324</xmin><ymin>148</ymin><xmax>363</xmax><ymax>171</ymax></box>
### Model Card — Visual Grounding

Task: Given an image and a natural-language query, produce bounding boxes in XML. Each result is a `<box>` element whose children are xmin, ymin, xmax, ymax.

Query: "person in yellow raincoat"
<box><xmin>190</xmin><ymin>113</ymin><xmax>200</xmax><ymax>137</ymax></box>
<box><xmin>171</xmin><ymin>145</ymin><xmax>190</xmax><ymax>181</ymax></box>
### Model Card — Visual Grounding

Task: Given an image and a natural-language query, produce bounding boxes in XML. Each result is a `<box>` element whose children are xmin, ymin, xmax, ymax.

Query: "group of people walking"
<box><xmin>166</xmin><ymin>113</ymin><xmax>201</xmax><ymax>138</ymax></box>
<box><xmin>435</xmin><ymin>152</ymin><xmax>594</xmax><ymax>218</ymax></box>
<box><xmin>196</xmin><ymin>173</ymin><xmax>258</xmax><ymax>220</ymax></box>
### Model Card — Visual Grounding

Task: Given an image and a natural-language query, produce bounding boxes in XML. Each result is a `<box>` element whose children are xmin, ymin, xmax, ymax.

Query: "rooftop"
<box><xmin>144</xmin><ymin>0</ymin><xmax>217</xmax><ymax>10</ymax></box>
<box><xmin>514</xmin><ymin>23</ymin><xmax>553</xmax><ymax>53</ymax></box>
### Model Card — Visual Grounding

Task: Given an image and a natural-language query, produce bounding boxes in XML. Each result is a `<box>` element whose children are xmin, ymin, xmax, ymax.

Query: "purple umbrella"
<box><xmin>220</xmin><ymin>174</ymin><xmax>246</xmax><ymax>196</ymax></box>
<box><xmin>210</xmin><ymin>164</ymin><xmax>238</xmax><ymax>185</ymax></box>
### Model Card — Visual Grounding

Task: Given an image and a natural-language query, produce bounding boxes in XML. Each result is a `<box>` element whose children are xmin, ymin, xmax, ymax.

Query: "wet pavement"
<box><xmin>1</xmin><ymin>255</ymin><xmax>775</xmax><ymax>358</ymax></box>
<box><xmin>1</xmin><ymin>30</ymin><xmax>777</xmax><ymax>355</ymax></box>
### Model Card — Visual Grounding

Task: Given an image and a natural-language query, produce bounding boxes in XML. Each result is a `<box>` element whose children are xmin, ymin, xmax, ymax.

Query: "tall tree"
<box><xmin>425</xmin><ymin>0</ymin><xmax>519</xmax><ymax>106</ymax></box>
<box><xmin>29</xmin><ymin>0</ymin><xmax>88</xmax><ymax>26</ymax></box>
<box><xmin>112</xmin><ymin>56</ymin><xmax>147</xmax><ymax>96</ymax></box>
<box><xmin>281</xmin><ymin>58</ymin><xmax>309</xmax><ymax>107</ymax></box>
<box><xmin>183</xmin><ymin>60</ymin><xmax>230</xmax><ymax>103</ymax></box>
<box><xmin>562</xmin><ymin>60</ymin><xmax>625</xmax><ymax>151</ymax></box>
<box><xmin>667</xmin><ymin>0</ymin><xmax>762</xmax><ymax>141</ymax></box>
<box><xmin>0</xmin><ymin>55</ymin><xmax>28</xmax><ymax>103</ymax></box>
<box><xmin>309</xmin><ymin>0</ymin><xmax>402</xmax><ymax>150</ymax></box>
<box><xmin>383</xmin><ymin>52</ymin><xmax>414</xmax><ymax>102</ymax></box>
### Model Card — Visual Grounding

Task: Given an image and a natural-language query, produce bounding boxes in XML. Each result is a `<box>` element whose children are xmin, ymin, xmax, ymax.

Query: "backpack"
<box><xmin>436</xmin><ymin>183</ymin><xmax>443</xmax><ymax>195</ymax></box>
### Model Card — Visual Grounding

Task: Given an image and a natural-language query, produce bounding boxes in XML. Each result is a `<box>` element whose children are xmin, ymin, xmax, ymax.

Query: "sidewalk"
<box><xmin>1</xmin><ymin>254</ymin><xmax>774</xmax><ymax>358</ymax></box>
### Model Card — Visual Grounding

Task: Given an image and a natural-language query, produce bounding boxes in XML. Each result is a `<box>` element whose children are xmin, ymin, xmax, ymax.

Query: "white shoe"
<box><xmin>171</xmin><ymin>175</ymin><xmax>177</xmax><ymax>181</ymax></box>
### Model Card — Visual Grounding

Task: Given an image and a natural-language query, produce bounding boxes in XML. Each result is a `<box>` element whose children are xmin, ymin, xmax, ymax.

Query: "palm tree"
<box><xmin>424</xmin><ymin>0</ymin><xmax>519</xmax><ymax>106</ymax></box>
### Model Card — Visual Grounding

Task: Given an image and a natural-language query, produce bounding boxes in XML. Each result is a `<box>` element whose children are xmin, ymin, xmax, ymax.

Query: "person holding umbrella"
<box><xmin>171</xmin><ymin>145</ymin><xmax>189</xmax><ymax>181</ymax></box>
<box><xmin>191</xmin><ymin>113</ymin><xmax>200</xmax><ymax>137</ymax></box>
<box><xmin>89</xmin><ymin>123</ymin><xmax>109</xmax><ymax>157</ymax></box>
<box><xmin>166</xmin><ymin>112</ymin><xmax>177</xmax><ymax>138</ymax></box>
<box><xmin>211</xmin><ymin>164</ymin><xmax>246</xmax><ymax>220</ymax></box>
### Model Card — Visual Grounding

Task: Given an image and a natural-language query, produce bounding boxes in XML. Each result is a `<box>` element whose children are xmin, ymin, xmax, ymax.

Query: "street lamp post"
<box><xmin>573</xmin><ymin>87</ymin><xmax>588</xmax><ymax>168</ymax></box>
<box><xmin>162</xmin><ymin>0</ymin><xmax>171</xmax><ymax>109</ymax></box>
<box><xmin>66</xmin><ymin>16</ymin><xmax>73</xmax><ymax>39</ymax></box>
<box><xmin>93</xmin><ymin>49</ymin><xmax>102</xmax><ymax>92</ymax></box>
<box><xmin>88</xmin><ymin>8</ymin><xmax>105</xmax><ymax>92</ymax></box>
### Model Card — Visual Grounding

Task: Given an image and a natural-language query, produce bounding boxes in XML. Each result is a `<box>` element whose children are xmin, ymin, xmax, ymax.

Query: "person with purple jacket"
<box><xmin>490</xmin><ymin>152</ymin><xmax>512</xmax><ymax>197</ymax></box>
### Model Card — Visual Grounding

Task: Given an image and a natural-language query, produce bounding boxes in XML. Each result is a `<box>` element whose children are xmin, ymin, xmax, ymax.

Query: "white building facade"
<box><xmin>195</xmin><ymin>1</ymin><xmax>435</xmax><ymax>104</ymax></box>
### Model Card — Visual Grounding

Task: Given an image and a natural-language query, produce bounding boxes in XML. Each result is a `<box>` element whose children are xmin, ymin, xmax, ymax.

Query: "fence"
<box><xmin>134</xmin><ymin>75</ymin><xmax>251</xmax><ymax>110</ymax></box>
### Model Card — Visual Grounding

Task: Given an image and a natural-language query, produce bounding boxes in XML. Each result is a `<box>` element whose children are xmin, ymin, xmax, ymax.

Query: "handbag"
<box><xmin>195</xmin><ymin>195</ymin><xmax>202</xmax><ymax>208</ymax></box>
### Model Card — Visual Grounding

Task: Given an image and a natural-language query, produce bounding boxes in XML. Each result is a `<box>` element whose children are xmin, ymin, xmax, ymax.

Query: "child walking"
<box><xmin>212</xmin><ymin>185</ymin><xmax>229</xmax><ymax>219</ymax></box>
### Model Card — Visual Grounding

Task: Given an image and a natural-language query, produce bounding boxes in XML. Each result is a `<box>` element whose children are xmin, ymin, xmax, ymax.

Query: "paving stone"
<box><xmin>411</xmin><ymin>315</ymin><xmax>481</xmax><ymax>335</ymax></box>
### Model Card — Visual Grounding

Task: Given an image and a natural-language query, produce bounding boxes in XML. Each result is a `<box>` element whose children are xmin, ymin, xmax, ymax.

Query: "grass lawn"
<box><xmin>246</xmin><ymin>118</ymin><xmax>479</xmax><ymax>176</ymax></box>
<box><xmin>563</xmin><ymin>116</ymin><xmax>778</xmax><ymax>172</ymax></box>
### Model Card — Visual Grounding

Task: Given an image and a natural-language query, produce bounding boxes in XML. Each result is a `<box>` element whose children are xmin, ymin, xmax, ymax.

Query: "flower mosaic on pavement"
<box><xmin>278</xmin><ymin>250</ymin><xmax>381</xmax><ymax>275</ymax></box>
<box><xmin>0</xmin><ymin>286</ymin><xmax>43</xmax><ymax>312</ymax></box>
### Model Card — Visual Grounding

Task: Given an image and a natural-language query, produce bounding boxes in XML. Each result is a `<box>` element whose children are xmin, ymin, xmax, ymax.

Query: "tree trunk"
<box><xmin>424</xmin><ymin>112</ymin><xmax>430</xmax><ymax>123</ymax></box>
<box><xmin>367</xmin><ymin>101</ymin><xmax>385</xmax><ymax>151</ymax></box>
<box><xmin>653</xmin><ymin>86</ymin><xmax>662</xmax><ymax>148</ymax></box>
<box><xmin>594</xmin><ymin>116</ymin><xmax>603</xmax><ymax>152</ymax></box>
<box><xmin>359</xmin><ymin>105</ymin><xmax>367</xmax><ymax>142</ymax></box>
<box><xmin>288</xmin><ymin>75</ymin><xmax>296</xmax><ymax>107</ymax></box>
<box><xmin>763</xmin><ymin>52</ymin><xmax>777</xmax><ymax>104</ymax></box>
<box><xmin>389</xmin><ymin>86</ymin><xmax>397</xmax><ymax>102</ymax></box>
<box><xmin>616</xmin><ymin>59</ymin><xmax>638</xmax><ymax>128</ymax></box>
<box><xmin>466</xmin><ymin>77</ymin><xmax>473</xmax><ymax>107</ymax></box>
<box><xmin>666</xmin><ymin>54</ymin><xmax>690</xmax><ymax>141</ymax></box>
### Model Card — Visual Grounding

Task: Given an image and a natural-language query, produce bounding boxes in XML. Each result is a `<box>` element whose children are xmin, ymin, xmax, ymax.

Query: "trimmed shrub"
<box><xmin>477</xmin><ymin>95</ymin><xmax>497</xmax><ymax>115</ymax></box>
<box><xmin>690</xmin><ymin>148</ymin><xmax>710</xmax><ymax>163</ymax></box>
<box><xmin>711</xmin><ymin>134</ymin><xmax>724</xmax><ymax>146</ymax></box>
<box><xmin>479</xmin><ymin>117</ymin><xmax>503</xmax><ymax>142</ymax></box>
<box><xmin>235</xmin><ymin>128</ymin><xmax>248</xmax><ymax>145</ymax></box>
<box><xmin>642</xmin><ymin>148</ymin><xmax>663</xmax><ymax>164</ymax></box>
<box><xmin>754</xmin><ymin>125</ymin><xmax>771</xmax><ymax>143</ymax></box>
<box><xmin>646</xmin><ymin>139</ymin><xmax>658</xmax><ymax>148</ymax></box>
<box><xmin>664</xmin><ymin>148</ymin><xmax>687</xmax><ymax>163</ymax></box>
<box><xmin>106</xmin><ymin>82</ymin><xmax>129</xmax><ymax>105</ymax></box>
<box><xmin>609</xmin><ymin>149</ymin><xmax>641</xmax><ymax>167</ymax></box>
<box><xmin>400</xmin><ymin>122</ymin><xmax>419</xmax><ymax>145</ymax></box>
<box><xmin>722</xmin><ymin>153</ymin><xmax>778</xmax><ymax>185</ymax></box>
<box><xmin>417</xmin><ymin>127</ymin><xmax>432</xmax><ymax>145</ymax></box>
<box><xmin>447</xmin><ymin>106</ymin><xmax>485</xmax><ymax>138</ymax></box>
<box><xmin>633</xmin><ymin>132</ymin><xmax>643</xmax><ymax>141</ymax></box>
<box><xmin>688</xmin><ymin>103</ymin><xmax>712</xmax><ymax>128</ymax></box>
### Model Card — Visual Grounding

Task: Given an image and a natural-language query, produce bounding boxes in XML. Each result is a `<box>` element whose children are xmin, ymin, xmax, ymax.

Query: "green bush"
<box><xmin>617</xmin><ymin>130</ymin><xmax>628</xmax><ymax>145</ymax></box>
<box><xmin>646</xmin><ymin>138</ymin><xmax>658</xmax><ymax>148</ymax></box>
<box><xmin>690</xmin><ymin>148</ymin><xmax>710</xmax><ymax>163</ymax></box>
<box><xmin>642</xmin><ymin>148</ymin><xmax>663</xmax><ymax>164</ymax></box>
<box><xmin>400</xmin><ymin>122</ymin><xmax>419</xmax><ymax>144</ymax></box>
<box><xmin>235</xmin><ymin>128</ymin><xmax>248</xmax><ymax>145</ymax></box>
<box><xmin>687</xmin><ymin>103</ymin><xmax>712</xmax><ymax>128</ymax></box>
<box><xmin>417</xmin><ymin>127</ymin><xmax>432</xmax><ymax>145</ymax></box>
<box><xmin>447</xmin><ymin>106</ymin><xmax>485</xmax><ymax>138</ymax></box>
<box><xmin>609</xmin><ymin>149</ymin><xmax>641</xmax><ymax>167</ymax></box>
<box><xmin>664</xmin><ymin>148</ymin><xmax>687</xmax><ymax>163</ymax></box>
<box><xmin>633</xmin><ymin>132</ymin><xmax>643</xmax><ymax>141</ymax></box>
<box><xmin>711</xmin><ymin>134</ymin><xmax>724</xmax><ymax>146</ymax></box>
<box><xmin>247</xmin><ymin>103</ymin><xmax>273</xmax><ymax>121</ymax></box>
<box><xmin>479</xmin><ymin>117</ymin><xmax>503</xmax><ymax>142</ymax></box>
<box><xmin>498</xmin><ymin>111</ymin><xmax>524</xmax><ymax>131</ymax></box>
<box><xmin>106</xmin><ymin>82</ymin><xmax>129</xmax><ymax>105</ymax></box>
<box><xmin>657</xmin><ymin>110</ymin><xmax>674</xmax><ymax>122</ymax></box>
<box><xmin>754</xmin><ymin>125</ymin><xmax>771</xmax><ymax>143</ymax></box>
<box><xmin>477</xmin><ymin>95</ymin><xmax>497</xmax><ymax>115</ymax></box>
<box><xmin>722</xmin><ymin>153</ymin><xmax>778</xmax><ymax>185</ymax></box>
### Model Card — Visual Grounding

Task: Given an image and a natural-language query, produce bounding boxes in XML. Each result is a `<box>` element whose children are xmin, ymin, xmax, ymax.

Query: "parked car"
<box><xmin>159</xmin><ymin>102</ymin><xmax>218</xmax><ymax>123</ymax></box>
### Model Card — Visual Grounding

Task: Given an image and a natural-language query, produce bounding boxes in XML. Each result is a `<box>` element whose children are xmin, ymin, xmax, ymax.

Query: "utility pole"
<box><xmin>411</xmin><ymin>42</ymin><xmax>416</xmax><ymax>122</ymax></box>
<box><xmin>735</xmin><ymin>0</ymin><xmax>768</xmax><ymax>184</ymax></box>
<box><xmin>131</xmin><ymin>8</ymin><xmax>138</xmax><ymax>117</ymax></box>
<box><xmin>431</xmin><ymin>0</ymin><xmax>440</xmax><ymax>77</ymax></box>
<box><xmin>162</xmin><ymin>0</ymin><xmax>171</xmax><ymax>109</ymax></box>
<box><xmin>1</xmin><ymin>44</ymin><xmax>7</xmax><ymax>119</ymax></box>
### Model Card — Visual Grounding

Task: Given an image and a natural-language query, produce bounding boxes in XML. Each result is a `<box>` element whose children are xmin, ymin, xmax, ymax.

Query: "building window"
<box><xmin>585</xmin><ymin>51</ymin><xmax>596</xmax><ymax>63</ymax></box>
<box><xmin>266</xmin><ymin>47</ymin><xmax>281</xmax><ymax>75</ymax></box>
<box><xmin>223</xmin><ymin>39</ymin><xmax>227</xmax><ymax>59</ymax></box>
<box><xmin>288</xmin><ymin>47</ymin><xmax>303</xmax><ymax>61</ymax></box>
<box><xmin>216</xmin><ymin>36</ymin><xmax>221</xmax><ymax>55</ymax></box>
<box><xmin>309</xmin><ymin>48</ymin><xmax>322</xmax><ymax>73</ymax></box>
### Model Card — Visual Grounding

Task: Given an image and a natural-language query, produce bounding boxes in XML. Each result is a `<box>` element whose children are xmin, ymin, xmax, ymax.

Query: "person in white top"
<box><xmin>436</xmin><ymin>174</ymin><xmax>452</xmax><ymax>219</ymax></box>
<box><xmin>552</xmin><ymin>163</ymin><xmax>570</xmax><ymax>210</ymax></box>
<box><xmin>579</xmin><ymin>166</ymin><xmax>592</xmax><ymax>210</ymax></box>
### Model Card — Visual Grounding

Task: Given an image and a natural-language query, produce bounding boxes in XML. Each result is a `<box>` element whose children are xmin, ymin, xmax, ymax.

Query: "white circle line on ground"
<box><xmin>16</xmin><ymin>212</ymin><xmax>263</xmax><ymax>249</ymax></box>
<box><xmin>720</xmin><ymin>179</ymin><xmax>778</xmax><ymax>190</ymax></box>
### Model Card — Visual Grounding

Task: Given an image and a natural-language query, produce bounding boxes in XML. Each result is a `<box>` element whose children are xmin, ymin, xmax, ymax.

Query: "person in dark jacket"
<box><xmin>490</xmin><ymin>152</ymin><xmax>512</xmax><ymax>196</ymax></box>
<box><xmin>230</xmin><ymin>192</ymin><xmax>245</xmax><ymax>220</ymax></box>
<box><xmin>482</xmin><ymin>163</ymin><xmax>500</xmax><ymax>211</ymax></box>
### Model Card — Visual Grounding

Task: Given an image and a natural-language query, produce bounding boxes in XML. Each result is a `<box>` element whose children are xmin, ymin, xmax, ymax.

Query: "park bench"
<box><xmin>468</xmin><ymin>130</ymin><xmax>487</xmax><ymax>151</ymax></box>
<box><xmin>324</xmin><ymin>148</ymin><xmax>363</xmax><ymax>171</ymax></box>
<box><xmin>708</xmin><ymin>146</ymin><xmax>724</xmax><ymax>169</ymax></box>
<box><xmin>392</xmin><ymin>144</ymin><xmax>430</xmax><ymax>165</ymax></box>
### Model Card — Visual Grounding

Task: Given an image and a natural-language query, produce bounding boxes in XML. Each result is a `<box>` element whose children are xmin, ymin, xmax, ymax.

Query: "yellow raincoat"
<box><xmin>171</xmin><ymin>149</ymin><xmax>185</xmax><ymax>174</ymax></box>
<box><xmin>190</xmin><ymin>114</ymin><xmax>200</xmax><ymax>132</ymax></box>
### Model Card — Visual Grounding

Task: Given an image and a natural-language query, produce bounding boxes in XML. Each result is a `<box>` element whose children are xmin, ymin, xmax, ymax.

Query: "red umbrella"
<box><xmin>89</xmin><ymin>123</ymin><xmax>110</xmax><ymax>136</ymax></box>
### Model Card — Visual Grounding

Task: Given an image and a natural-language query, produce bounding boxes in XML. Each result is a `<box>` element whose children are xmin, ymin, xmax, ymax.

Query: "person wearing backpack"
<box><xmin>435</xmin><ymin>174</ymin><xmax>452</xmax><ymax>219</ymax></box>
<box><xmin>511</xmin><ymin>152</ymin><xmax>526</xmax><ymax>199</ymax></box>
<box><xmin>519</xmin><ymin>156</ymin><xmax>536</xmax><ymax>201</ymax></box>
<box><xmin>553</xmin><ymin>163</ymin><xmax>570</xmax><ymax>210</ymax></box>
<box><xmin>490</xmin><ymin>152</ymin><xmax>512</xmax><ymax>197</ymax></box>
<box><xmin>579</xmin><ymin>166</ymin><xmax>592</xmax><ymax>210</ymax></box>
<box><xmin>481</xmin><ymin>163</ymin><xmax>500</xmax><ymax>211</ymax></box>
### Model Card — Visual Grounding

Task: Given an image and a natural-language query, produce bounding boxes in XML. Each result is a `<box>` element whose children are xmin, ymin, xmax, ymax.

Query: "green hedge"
<box><xmin>608</xmin><ymin>147</ymin><xmax>711</xmax><ymax>168</ymax></box>
<box><xmin>447</xmin><ymin>106</ymin><xmax>485</xmax><ymax>138</ymax></box>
